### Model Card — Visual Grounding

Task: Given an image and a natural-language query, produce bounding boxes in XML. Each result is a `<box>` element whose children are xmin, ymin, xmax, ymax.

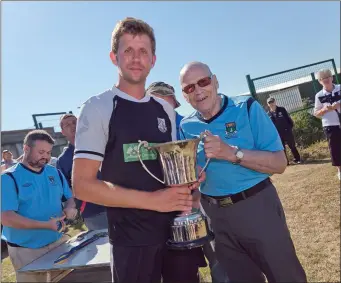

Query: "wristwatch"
<box><xmin>232</xmin><ymin>146</ymin><xmax>244</xmax><ymax>165</ymax></box>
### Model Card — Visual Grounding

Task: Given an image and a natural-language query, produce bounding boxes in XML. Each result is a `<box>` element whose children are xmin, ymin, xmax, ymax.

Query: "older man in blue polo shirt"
<box><xmin>1</xmin><ymin>130</ymin><xmax>77</xmax><ymax>282</ymax></box>
<box><xmin>179</xmin><ymin>61</ymin><xmax>307</xmax><ymax>282</ymax></box>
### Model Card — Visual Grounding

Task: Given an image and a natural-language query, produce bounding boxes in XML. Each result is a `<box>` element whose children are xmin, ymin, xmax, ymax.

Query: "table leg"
<box><xmin>47</xmin><ymin>271</ymin><xmax>52</xmax><ymax>282</ymax></box>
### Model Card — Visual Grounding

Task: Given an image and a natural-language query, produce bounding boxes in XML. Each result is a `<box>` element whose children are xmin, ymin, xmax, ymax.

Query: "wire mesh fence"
<box><xmin>33</xmin><ymin>111</ymin><xmax>73</xmax><ymax>132</ymax></box>
<box><xmin>246</xmin><ymin>59</ymin><xmax>340</xmax><ymax>112</ymax></box>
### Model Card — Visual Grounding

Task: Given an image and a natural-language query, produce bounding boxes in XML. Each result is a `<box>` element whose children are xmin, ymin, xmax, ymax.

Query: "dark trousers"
<box><xmin>110</xmin><ymin>244</ymin><xmax>206</xmax><ymax>283</ymax></box>
<box><xmin>323</xmin><ymin>126</ymin><xmax>341</xmax><ymax>166</ymax></box>
<box><xmin>280</xmin><ymin>130</ymin><xmax>301</xmax><ymax>163</ymax></box>
<box><xmin>201</xmin><ymin>183</ymin><xmax>307</xmax><ymax>283</ymax></box>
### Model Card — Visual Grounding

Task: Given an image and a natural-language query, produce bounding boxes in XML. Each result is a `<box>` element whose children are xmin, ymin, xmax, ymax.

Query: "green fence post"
<box><xmin>331</xmin><ymin>59</ymin><xmax>340</xmax><ymax>84</ymax></box>
<box><xmin>246</xmin><ymin>75</ymin><xmax>257</xmax><ymax>100</ymax></box>
<box><xmin>310</xmin><ymin>72</ymin><xmax>318</xmax><ymax>94</ymax></box>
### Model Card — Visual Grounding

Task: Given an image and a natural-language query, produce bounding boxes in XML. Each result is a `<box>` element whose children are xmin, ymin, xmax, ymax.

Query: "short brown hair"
<box><xmin>111</xmin><ymin>17</ymin><xmax>156</xmax><ymax>55</ymax></box>
<box><xmin>60</xmin><ymin>113</ymin><xmax>76</xmax><ymax>128</ymax></box>
<box><xmin>24</xmin><ymin>130</ymin><xmax>55</xmax><ymax>147</ymax></box>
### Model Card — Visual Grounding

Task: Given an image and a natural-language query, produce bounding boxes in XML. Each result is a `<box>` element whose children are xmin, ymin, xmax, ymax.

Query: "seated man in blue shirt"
<box><xmin>1</xmin><ymin>130</ymin><xmax>77</xmax><ymax>282</ymax></box>
<box><xmin>57</xmin><ymin>114</ymin><xmax>108</xmax><ymax>230</ymax></box>
<box><xmin>179</xmin><ymin>61</ymin><xmax>307</xmax><ymax>283</ymax></box>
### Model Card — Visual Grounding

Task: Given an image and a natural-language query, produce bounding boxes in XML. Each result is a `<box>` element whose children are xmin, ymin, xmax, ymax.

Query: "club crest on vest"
<box><xmin>225</xmin><ymin>122</ymin><xmax>238</xmax><ymax>139</ymax></box>
<box><xmin>157</xmin><ymin>118</ymin><xmax>167</xmax><ymax>133</ymax></box>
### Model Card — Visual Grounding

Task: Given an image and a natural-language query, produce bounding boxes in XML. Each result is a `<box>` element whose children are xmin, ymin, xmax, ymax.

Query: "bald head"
<box><xmin>180</xmin><ymin>61</ymin><xmax>212</xmax><ymax>82</ymax></box>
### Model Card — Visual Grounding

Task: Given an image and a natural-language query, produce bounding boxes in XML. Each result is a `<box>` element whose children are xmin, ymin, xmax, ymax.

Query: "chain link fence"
<box><xmin>246</xmin><ymin>59</ymin><xmax>340</xmax><ymax>113</ymax></box>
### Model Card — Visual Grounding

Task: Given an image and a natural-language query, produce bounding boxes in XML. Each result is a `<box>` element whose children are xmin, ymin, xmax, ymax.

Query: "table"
<box><xmin>18</xmin><ymin>229</ymin><xmax>111</xmax><ymax>282</ymax></box>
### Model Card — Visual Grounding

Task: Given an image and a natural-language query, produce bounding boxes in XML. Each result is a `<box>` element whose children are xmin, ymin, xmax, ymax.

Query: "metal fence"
<box><xmin>246</xmin><ymin>59</ymin><xmax>340</xmax><ymax>112</ymax></box>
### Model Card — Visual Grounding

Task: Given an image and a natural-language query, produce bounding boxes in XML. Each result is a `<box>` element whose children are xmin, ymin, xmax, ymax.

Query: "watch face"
<box><xmin>236</xmin><ymin>150</ymin><xmax>244</xmax><ymax>159</ymax></box>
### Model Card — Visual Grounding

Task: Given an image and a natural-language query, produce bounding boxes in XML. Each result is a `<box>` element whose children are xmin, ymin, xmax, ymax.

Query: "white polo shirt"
<box><xmin>314</xmin><ymin>84</ymin><xmax>341</xmax><ymax>127</ymax></box>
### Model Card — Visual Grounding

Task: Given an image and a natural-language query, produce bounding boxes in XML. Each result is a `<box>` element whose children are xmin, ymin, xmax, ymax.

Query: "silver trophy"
<box><xmin>138</xmin><ymin>133</ymin><xmax>214</xmax><ymax>250</ymax></box>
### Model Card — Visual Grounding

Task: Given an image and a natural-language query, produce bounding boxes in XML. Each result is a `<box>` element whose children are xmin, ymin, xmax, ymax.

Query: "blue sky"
<box><xmin>2</xmin><ymin>1</ymin><xmax>340</xmax><ymax>131</ymax></box>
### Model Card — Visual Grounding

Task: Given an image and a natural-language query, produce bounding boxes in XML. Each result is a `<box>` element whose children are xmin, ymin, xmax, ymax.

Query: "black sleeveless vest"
<box><xmin>101</xmin><ymin>95</ymin><xmax>176</xmax><ymax>246</ymax></box>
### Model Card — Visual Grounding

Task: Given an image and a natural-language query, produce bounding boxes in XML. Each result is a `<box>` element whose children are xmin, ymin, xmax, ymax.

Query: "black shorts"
<box><xmin>323</xmin><ymin>126</ymin><xmax>341</xmax><ymax>166</ymax></box>
<box><xmin>163</xmin><ymin>247</ymin><xmax>207</xmax><ymax>283</ymax></box>
<box><xmin>110</xmin><ymin>244</ymin><xmax>206</xmax><ymax>283</ymax></box>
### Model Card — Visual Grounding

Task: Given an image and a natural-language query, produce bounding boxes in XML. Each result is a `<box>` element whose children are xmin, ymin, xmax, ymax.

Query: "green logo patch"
<box><xmin>123</xmin><ymin>143</ymin><xmax>158</xmax><ymax>162</ymax></box>
<box><xmin>225</xmin><ymin>122</ymin><xmax>238</xmax><ymax>139</ymax></box>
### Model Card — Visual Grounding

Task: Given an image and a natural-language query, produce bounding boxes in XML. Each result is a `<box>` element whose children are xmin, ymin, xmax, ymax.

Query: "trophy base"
<box><xmin>166</xmin><ymin>231</ymin><xmax>215</xmax><ymax>250</ymax></box>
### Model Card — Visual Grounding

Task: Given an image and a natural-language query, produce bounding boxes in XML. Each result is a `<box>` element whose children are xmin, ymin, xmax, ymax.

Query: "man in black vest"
<box><xmin>267</xmin><ymin>97</ymin><xmax>301</xmax><ymax>164</ymax></box>
<box><xmin>72</xmin><ymin>17</ymin><xmax>204</xmax><ymax>283</ymax></box>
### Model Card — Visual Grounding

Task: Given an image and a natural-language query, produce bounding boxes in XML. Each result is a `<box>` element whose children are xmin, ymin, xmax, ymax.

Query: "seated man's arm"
<box><xmin>1</xmin><ymin>174</ymin><xmax>61</xmax><ymax>230</ymax></box>
<box><xmin>58</xmin><ymin>172</ymin><xmax>78</xmax><ymax>219</ymax></box>
<box><xmin>1</xmin><ymin>211</ymin><xmax>60</xmax><ymax>230</ymax></box>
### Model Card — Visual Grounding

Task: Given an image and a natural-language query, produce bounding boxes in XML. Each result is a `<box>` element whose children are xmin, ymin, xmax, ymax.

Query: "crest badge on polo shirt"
<box><xmin>48</xmin><ymin>176</ymin><xmax>56</xmax><ymax>185</ymax></box>
<box><xmin>157</xmin><ymin>118</ymin><xmax>167</xmax><ymax>133</ymax></box>
<box><xmin>225</xmin><ymin>122</ymin><xmax>238</xmax><ymax>139</ymax></box>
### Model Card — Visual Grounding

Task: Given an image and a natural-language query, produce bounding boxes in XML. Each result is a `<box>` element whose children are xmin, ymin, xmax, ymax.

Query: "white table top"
<box><xmin>19</xmin><ymin>229</ymin><xmax>110</xmax><ymax>273</ymax></box>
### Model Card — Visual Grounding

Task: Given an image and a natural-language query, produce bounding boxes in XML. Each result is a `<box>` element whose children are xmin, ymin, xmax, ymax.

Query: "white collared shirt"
<box><xmin>314</xmin><ymin>84</ymin><xmax>340</xmax><ymax>127</ymax></box>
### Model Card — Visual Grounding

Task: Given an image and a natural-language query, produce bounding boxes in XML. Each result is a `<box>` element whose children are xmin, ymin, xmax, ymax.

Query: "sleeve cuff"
<box><xmin>73</xmin><ymin>151</ymin><xmax>104</xmax><ymax>162</ymax></box>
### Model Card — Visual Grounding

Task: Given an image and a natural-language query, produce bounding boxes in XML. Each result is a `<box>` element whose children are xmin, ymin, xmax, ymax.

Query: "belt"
<box><xmin>202</xmin><ymin>178</ymin><xmax>271</xmax><ymax>207</ymax></box>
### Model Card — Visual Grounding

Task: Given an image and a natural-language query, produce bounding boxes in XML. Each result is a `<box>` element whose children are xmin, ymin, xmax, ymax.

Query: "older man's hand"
<box><xmin>203</xmin><ymin>131</ymin><xmax>236</xmax><ymax>161</ymax></box>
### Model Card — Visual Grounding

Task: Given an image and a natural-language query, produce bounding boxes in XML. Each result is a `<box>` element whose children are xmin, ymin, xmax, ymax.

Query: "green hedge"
<box><xmin>291</xmin><ymin>109</ymin><xmax>325</xmax><ymax>148</ymax></box>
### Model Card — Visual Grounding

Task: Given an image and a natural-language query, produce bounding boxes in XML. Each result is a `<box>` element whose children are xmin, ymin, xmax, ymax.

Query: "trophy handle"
<box><xmin>198</xmin><ymin>132</ymin><xmax>211</xmax><ymax>176</ymax></box>
<box><xmin>137</xmin><ymin>140</ymin><xmax>165</xmax><ymax>184</ymax></box>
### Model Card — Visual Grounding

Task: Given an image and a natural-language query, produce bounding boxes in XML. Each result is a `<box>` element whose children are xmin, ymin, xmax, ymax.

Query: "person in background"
<box><xmin>1</xmin><ymin>130</ymin><xmax>77</xmax><ymax>282</ymax></box>
<box><xmin>146</xmin><ymin>82</ymin><xmax>184</xmax><ymax>139</ymax></box>
<box><xmin>49</xmin><ymin>156</ymin><xmax>58</xmax><ymax>167</ymax></box>
<box><xmin>267</xmin><ymin>97</ymin><xmax>301</xmax><ymax>165</ymax></box>
<box><xmin>314</xmin><ymin>69</ymin><xmax>341</xmax><ymax>180</ymax></box>
<box><xmin>57</xmin><ymin>114</ymin><xmax>108</xmax><ymax>230</ymax></box>
<box><xmin>1</xmin><ymin>150</ymin><xmax>17</xmax><ymax>172</ymax></box>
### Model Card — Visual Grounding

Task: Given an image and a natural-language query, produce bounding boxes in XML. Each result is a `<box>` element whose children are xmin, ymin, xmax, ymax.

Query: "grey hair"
<box><xmin>316</xmin><ymin>69</ymin><xmax>333</xmax><ymax>80</ymax></box>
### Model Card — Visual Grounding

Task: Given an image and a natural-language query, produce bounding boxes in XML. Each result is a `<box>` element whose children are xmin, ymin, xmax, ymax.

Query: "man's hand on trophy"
<box><xmin>203</xmin><ymin>130</ymin><xmax>236</xmax><ymax>161</ymax></box>
<box><xmin>152</xmin><ymin>186</ymin><xmax>193</xmax><ymax>213</ymax></box>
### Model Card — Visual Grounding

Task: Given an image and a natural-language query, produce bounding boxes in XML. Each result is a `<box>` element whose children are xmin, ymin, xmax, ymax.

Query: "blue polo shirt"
<box><xmin>180</xmin><ymin>94</ymin><xmax>283</xmax><ymax>196</ymax></box>
<box><xmin>1</xmin><ymin>163</ymin><xmax>73</xmax><ymax>248</ymax></box>
<box><xmin>56</xmin><ymin>143</ymin><xmax>106</xmax><ymax>218</ymax></box>
<box><xmin>176</xmin><ymin>112</ymin><xmax>184</xmax><ymax>140</ymax></box>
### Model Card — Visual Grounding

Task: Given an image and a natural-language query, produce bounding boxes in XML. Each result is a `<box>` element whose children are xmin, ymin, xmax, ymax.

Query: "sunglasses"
<box><xmin>182</xmin><ymin>76</ymin><xmax>212</xmax><ymax>94</ymax></box>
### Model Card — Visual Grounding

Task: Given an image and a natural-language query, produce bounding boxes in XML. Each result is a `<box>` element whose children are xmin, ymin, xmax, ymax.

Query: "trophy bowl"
<box><xmin>167</xmin><ymin>212</ymin><xmax>214</xmax><ymax>250</ymax></box>
<box><xmin>137</xmin><ymin>134</ymin><xmax>210</xmax><ymax>186</ymax></box>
